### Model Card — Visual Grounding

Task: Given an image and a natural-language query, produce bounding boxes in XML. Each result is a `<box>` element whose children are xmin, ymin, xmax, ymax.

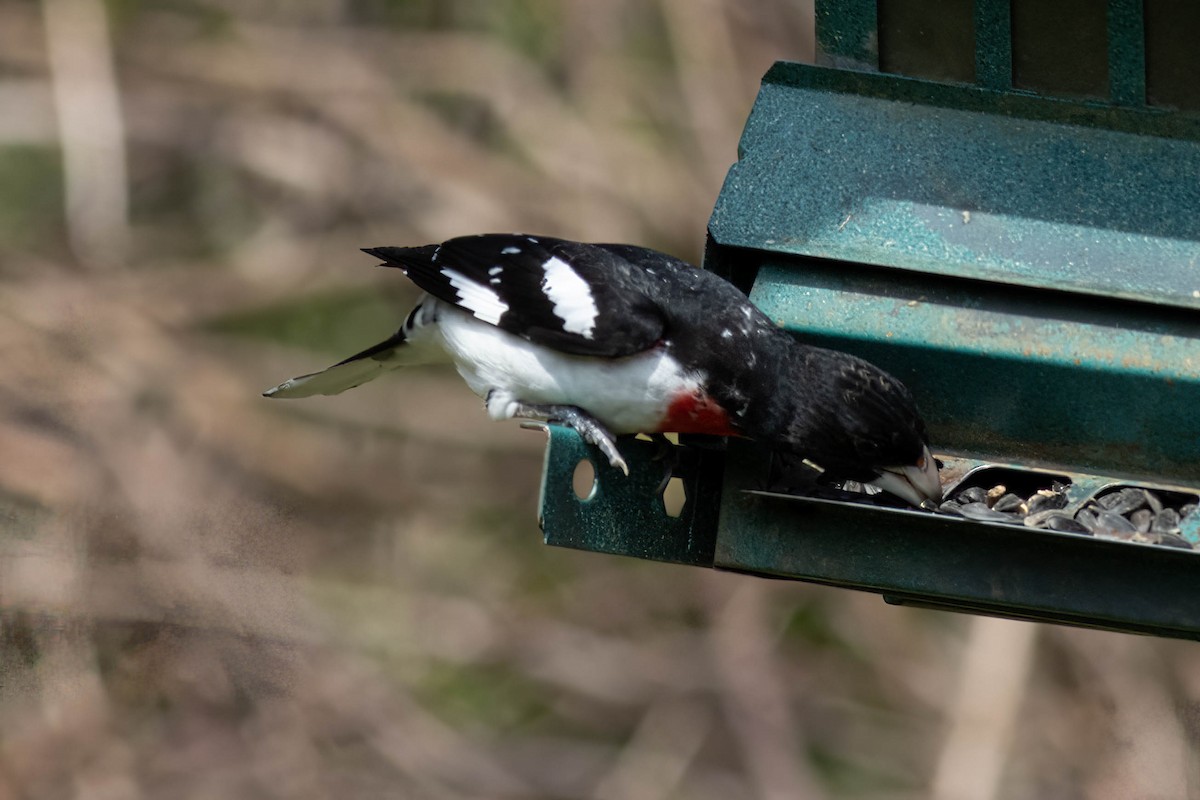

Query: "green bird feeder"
<box><xmin>540</xmin><ymin>0</ymin><xmax>1200</xmax><ymax>641</ymax></box>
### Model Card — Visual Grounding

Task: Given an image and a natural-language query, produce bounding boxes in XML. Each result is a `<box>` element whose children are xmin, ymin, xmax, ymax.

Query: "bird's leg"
<box><xmin>640</xmin><ymin>433</ymin><xmax>682</xmax><ymax>475</ymax></box>
<box><xmin>644</xmin><ymin>432</ymin><xmax>673</xmax><ymax>460</ymax></box>
<box><xmin>511</xmin><ymin>402</ymin><xmax>629</xmax><ymax>476</ymax></box>
<box><xmin>616</xmin><ymin>433</ymin><xmax>674</xmax><ymax>461</ymax></box>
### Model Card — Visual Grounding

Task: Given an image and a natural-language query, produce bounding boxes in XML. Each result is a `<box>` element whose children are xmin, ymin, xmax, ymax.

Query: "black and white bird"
<box><xmin>264</xmin><ymin>234</ymin><xmax>942</xmax><ymax>507</ymax></box>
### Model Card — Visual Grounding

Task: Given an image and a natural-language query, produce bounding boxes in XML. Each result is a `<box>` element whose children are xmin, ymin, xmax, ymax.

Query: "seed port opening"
<box><xmin>1083</xmin><ymin>484</ymin><xmax>1200</xmax><ymax>551</ymax></box>
<box><xmin>1092</xmin><ymin>484</ymin><xmax>1199</xmax><ymax>512</ymax></box>
<box><xmin>662</xmin><ymin>475</ymin><xmax>687</xmax><ymax>518</ymax></box>
<box><xmin>949</xmin><ymin>466</ymin><xmax>1073</xmax><ymax>500</ymax></box>
<box><xmin>572</xmin><ymin>459</ymin><xmax>597</xmax><ymax>501</ymax></box>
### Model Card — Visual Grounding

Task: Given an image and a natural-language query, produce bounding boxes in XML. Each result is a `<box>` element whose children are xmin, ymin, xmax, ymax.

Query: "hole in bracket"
<box><xmin>662</xmin><ymin>475</ymin><xmax>686</xmax><ymax>518</ymax></box>
<box><xmin>572</xmin><ymin>459</ymin><xmax>597</xmax><ymax>501</ymax></box>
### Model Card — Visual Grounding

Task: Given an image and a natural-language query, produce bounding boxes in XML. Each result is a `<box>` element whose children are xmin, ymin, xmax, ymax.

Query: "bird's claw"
<box><xmin>598</xmin><ymin>441</ymin><xmax>629</xmax><ymax>476</ymax></box>
<box><xmin>645</xmin><ymin>433</ymin><xmax>674</xmax><ymax>462</ymax></box>
<box><xmin>574</xmin><ymin>418</ymin><xmax>629</xmax><ymax>476</ymax></box>
<box><xmin>513</xmin><ymin>402</ymin><xmax>629</xmax><ymax>476</ymax></box>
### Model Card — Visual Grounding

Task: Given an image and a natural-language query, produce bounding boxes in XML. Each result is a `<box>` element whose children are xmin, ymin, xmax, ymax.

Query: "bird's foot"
<box><xmin>617</xmin><ymin>433</ymin><xmax>675</xmax><ymax>462</ymax></box>
<box><xmin>640</xmin><ymin>433</ymin><xmax>681</xmax><ymax>475</ymax></box>
<box><xmin>512</xmin><ymin>403</ymin><xmax>628</xmax><ymax>476</ymax></box>
<box><xmin>645</xmin><ymin>433</ymin><xmax>673</xmax><ymax>461</ymax></box>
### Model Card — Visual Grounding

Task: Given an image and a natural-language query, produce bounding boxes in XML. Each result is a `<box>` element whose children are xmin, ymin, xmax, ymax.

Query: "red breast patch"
<box><xmin>661</xmin><ymin>389</ymin><xmax>739</xmax><ymax>436</ymax></box>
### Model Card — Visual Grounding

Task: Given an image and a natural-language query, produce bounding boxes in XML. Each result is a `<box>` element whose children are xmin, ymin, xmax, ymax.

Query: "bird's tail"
<box><xmin>263</xmin><ymin>330</ymin><xmax>409</xmax><ymax>399</ymax></box>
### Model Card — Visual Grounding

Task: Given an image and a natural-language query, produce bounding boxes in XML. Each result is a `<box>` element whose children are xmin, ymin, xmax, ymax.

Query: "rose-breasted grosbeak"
<box><xmin>265</xmin><ymin>234</ymin><xmax>941</xmax><ymax>507</ymax></box>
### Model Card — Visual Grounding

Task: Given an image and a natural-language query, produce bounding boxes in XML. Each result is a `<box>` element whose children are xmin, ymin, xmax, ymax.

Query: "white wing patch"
<box><xmin>541</xmin><ymin>256</ymin><xmax>598</xmax><ymax>339</ymax></box>
<box><xmin>441</xmin><ymin>268</ymin><xmax>509</xmax><ymax>325</ymax></box>
<box><xmin>435</xmin><ymin>306</ymin><xmax>696</xmax><ymax>434</ymax></box>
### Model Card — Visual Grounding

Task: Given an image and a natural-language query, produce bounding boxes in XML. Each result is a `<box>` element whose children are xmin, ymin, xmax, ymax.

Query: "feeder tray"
<box><xmin>539</xmin><ymin>0</ymin><xmax>1200</xmax><ymax>640</ymax></box>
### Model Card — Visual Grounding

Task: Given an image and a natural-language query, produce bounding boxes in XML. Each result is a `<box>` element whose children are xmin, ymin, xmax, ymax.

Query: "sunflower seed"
<box><xmin>958</xmin><ymin>486</ymin><xmax>988</xmax><ymax>505</ymax></box>
<box><xmin>1094</xmin><ymin>509</ymin><xmax>1136</xmax><ymax>538</ymax></box>
<box><xmin>959</xmin><ymin>502</ymin><xmax>1019</xmax><ymax>523</ymax></box>
<box><xmin>1075</xmin><ymin>508</ymin><xmax>1099</xmax><ymax>534</ymax></box>
<box><xmin>1026</xmin><ymin>490</ymin><xmax>1067</xmax><ymax>514</ymax></box>
<box><xmin>1152</xmin><ymin>508</ymin><xmax>1181</xmax><ymax>534</ymax></box>
<box><xmin>1158</xmin><ymin>533</ymin><xmax>1194</xmax><ymax>550</ymax></box>
<box><xmin>992</xmin><ymin>493</ymin><xmax>1026</xmax><ymax>513</ymax></box>
<box><xmin>932</xmin><ymin>473</ymin><xmax>1198</xmax><ymax>552</ymax></box>
<box><xmin>1024</xmin><ymin>509</ymin><xmax>1072</xmax><ymax>527</ymax></box>
<box><xmin>1100</xmin><ymin>487</ymin><xmax>1148</xmax><ymax>516</ymax></box>
<box><xmin>1045</xmin><ymin>515</ymin><xmax>1090</xmax><ymax>534</ymax></box>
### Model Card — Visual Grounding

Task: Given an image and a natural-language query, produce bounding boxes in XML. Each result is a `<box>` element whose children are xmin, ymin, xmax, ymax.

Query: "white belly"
<box><xmin>426</xmin><ymin>303</ymin><xmax>697</xmax><ymax>433</ymax></box>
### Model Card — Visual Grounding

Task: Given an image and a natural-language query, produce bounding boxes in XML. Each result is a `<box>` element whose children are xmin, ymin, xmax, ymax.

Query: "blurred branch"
<box><xmin>41</xmin><ymin>0</ymin><xmax>129</xmax><ymax>269</ymax></box>
<box><xmin>659</xmin><ymin>0</ymin><xmax>748</xmax><ymax>186</ymax></box>
<box><xmin>0</xmin><ymin>80</ymin><xmax>56</xmax><ymax>144</ymax></box>
<box><xmin>592</xmin><ymin>696</ymin><xmax>712</xmax><ymax>800</ymax></box>
<box><xmin>1065</xmin><ymin>630</ymin><xmax>1192</xmax><ymax>800</ymax></box>
<box><xmin>310</xmin><ymin>655</ymin><xmax>536</xmax><ymax>798</ymax></box>
<box><xmin>9</xmin><ymin>5</ymin><xmax>1196</xmax><ymax>798</ymax></box>
<box><xmin>708</xmin><ymin>581</ymin><xmax>828</xmax><ymax>800</ymax></box>
<box><xmin>931</xmin><ymin>617</ymin><xmax>1037</xmax><ymax>800</ymax></box>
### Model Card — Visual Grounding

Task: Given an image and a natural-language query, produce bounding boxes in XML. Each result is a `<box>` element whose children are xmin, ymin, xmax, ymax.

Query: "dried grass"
<box><xmin>2</xmin><ymin>1</ymin><xmax>1199</xmax><ymax>798</ymax></box>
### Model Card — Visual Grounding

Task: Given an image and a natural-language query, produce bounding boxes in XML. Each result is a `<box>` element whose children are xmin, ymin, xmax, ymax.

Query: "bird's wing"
<box><xmin>362</xmin><ymin>234</ymin><xmax>668</xmax><ymax>357</ymax></box>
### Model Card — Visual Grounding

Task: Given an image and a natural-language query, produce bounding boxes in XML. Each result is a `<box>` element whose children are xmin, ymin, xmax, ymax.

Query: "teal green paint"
<box><xmin>756</xmin><ymin>62</ymin><xmax>1200</xmax><ymax>139</ymax></box>
<box><xmin>709</xmin><ymin>60</ymin><xmax>1200</xmax><ymax>478</ymax></box>
<box><xmin>540</xmin><ymin>426</ymin><xmax>1200</xmax><ymax>640</ymax></box>
<box><xmin>816</xmin><ymin>0</ymin><xmax>1153</xmax><ymax>105</ymax></box>
<box><xmin>713</xmin><ymin>64</ymin><xmax>1200</xmax><ymax>315</ymax></box>
<box><xmin>538</xmin><ymin>425</ymin><xmax>722</xmax><ymax>566</ymax></box>
<box><xmin>749</xmin><ymin>262</ymin><xmax>1200</xmax><ymax>482</ymax></box>
<box><xmin>714</xmin><ymin>441</ymin><xmax>1200</xmax><ymax>641</ymax></box>
<box><xmin>1108</xmin><ymin>0</ymin><xmax>1147</xmax><ymax>106</ymax></box>
<box><xmin>1181</xmin><ymin>513</ymin><xmax>1200</xmax><ymax>545</ymax></box>
<box><xmin>974</xmin><ymin>0</ymin><xmax>1013</xmax><ymax>90</ymax></box>
<box><xmin>814</xmin><ymin>0</ymin><xmax>878</xmax><ymax>70</ymax></box>
<box><xmin>539</xmin><ymin>32</ymin><xmax>1200</xmax><ymax>641</ymax></box>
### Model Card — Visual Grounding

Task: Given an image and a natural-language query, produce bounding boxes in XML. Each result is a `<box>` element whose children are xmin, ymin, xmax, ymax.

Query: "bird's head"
<box><xmin>772</xmin><ymin>346</ymin><xmax>942</xmax><ymax>508</ymax></box>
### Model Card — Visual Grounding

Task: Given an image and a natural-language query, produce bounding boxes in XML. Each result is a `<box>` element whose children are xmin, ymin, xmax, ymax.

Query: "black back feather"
<box><xmin>363</xmin><ymin>234</ymin><xmax>668</xmax><ymax>357</ymax></box>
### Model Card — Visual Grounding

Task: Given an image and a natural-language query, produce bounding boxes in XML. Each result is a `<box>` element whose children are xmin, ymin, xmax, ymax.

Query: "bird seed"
<box><xmin>936</xmin><ymin>477</ymin><xmax>1198</xmax><ymax>551</ymax></box>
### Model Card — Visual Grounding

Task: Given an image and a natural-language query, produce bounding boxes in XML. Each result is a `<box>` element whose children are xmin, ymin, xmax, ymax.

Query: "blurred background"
<box><xmin>2</xmin><ymin>0</ymin><xmax>1199</xmax><ymax>797</ymax></box>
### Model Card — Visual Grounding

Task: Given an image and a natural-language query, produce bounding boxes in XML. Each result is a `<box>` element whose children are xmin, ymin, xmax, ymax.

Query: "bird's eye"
<box><xmin>915</xmin><ymin>455</ymin><xmax>927</xmax><ymax>469</ymax></box>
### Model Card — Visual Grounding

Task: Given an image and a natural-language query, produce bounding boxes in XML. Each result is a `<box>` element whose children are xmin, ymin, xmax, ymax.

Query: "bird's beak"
<box><xmin>867</xmin><ymin>444</ymin><xmax>943</xmax><ymax>509</ymax></box>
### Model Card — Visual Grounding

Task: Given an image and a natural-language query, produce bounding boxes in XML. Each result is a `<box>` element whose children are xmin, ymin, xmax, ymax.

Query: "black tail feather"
<box><xmin>334</xmin><ymin>328</ymin><xmax>407</xmax><ymax>366</ymax></box>
<box><xmin>362</xmin><ymin>245</ymin><xmax>438</xmax><ymax>270</ymax></box>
